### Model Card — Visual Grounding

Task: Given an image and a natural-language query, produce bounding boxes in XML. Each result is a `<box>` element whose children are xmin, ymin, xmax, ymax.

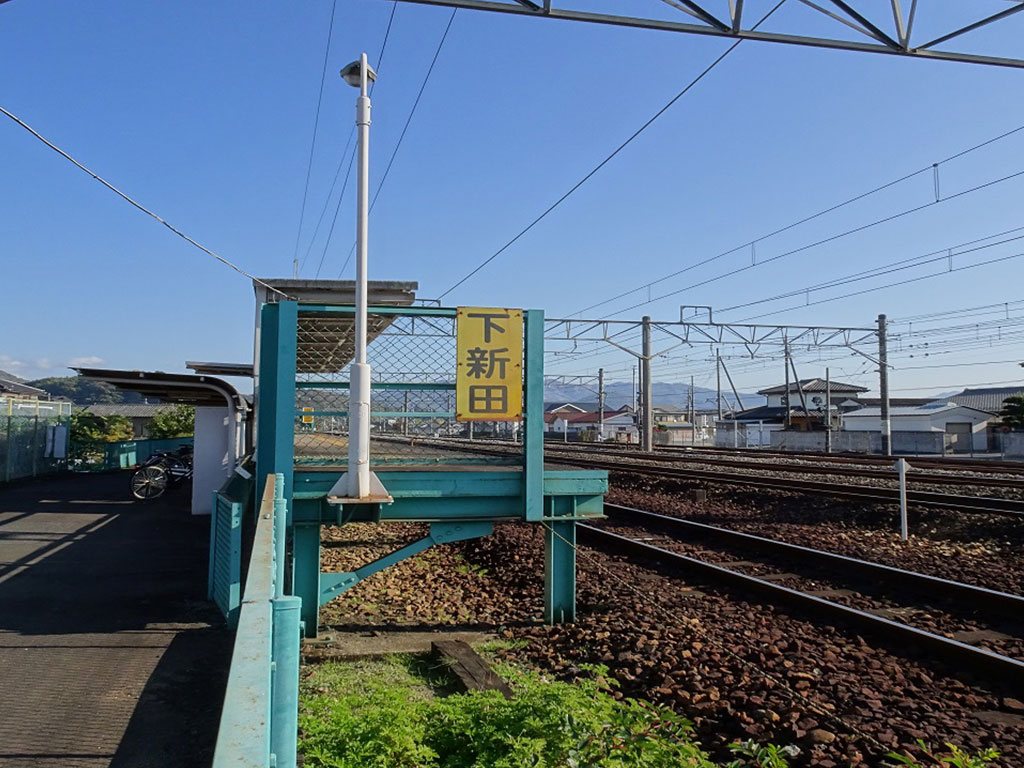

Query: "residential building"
<box><xmin>842</xmin><ymin>401</ymin><xmax>992</xmax><ymax>453</ymax></box>
<box><xmin>0</xmin><ymin>378</ymin><xmax>49</xmax><ymax>401</ymax></box>
<box><xmin>80</xmin><ymin>403</ymin><xmax>172</xmax><ymax>439</ymax></box>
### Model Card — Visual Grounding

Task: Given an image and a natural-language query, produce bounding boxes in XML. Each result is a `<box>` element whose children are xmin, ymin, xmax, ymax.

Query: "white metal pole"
<box><xmin>897</xmin><ymin>457</ymin><xmax>909</xmax><ymax>541</ymax></box>
<box><xmin>825</xmin><ymin>367</ymin><xmax>832</xmax><ymax>454</ymax></box>
<box><xmin>348</xmin><ymin>52</ymin><xmax>372</xmax><ymax>499</ymax></box>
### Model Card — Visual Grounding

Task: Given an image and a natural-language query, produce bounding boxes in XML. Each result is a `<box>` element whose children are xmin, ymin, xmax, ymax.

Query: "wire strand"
<box><xmin>337</xmin><ymin>7</ymin><xmax>458</xmax><ymax>278</ymax></box>
<box><xmin>436</xmin><ymin>0</ymin><xmax>788</xmax><ymax>300</ymax></box>
<box><xmin>294</xmin><ymin>0</ymin><xmax>339</xmax><ymax>276</ymax></box>
<box><xmin>0</xmin><ymin>104</ymin><xmax>288</xmax><ymax>298</ymax></box>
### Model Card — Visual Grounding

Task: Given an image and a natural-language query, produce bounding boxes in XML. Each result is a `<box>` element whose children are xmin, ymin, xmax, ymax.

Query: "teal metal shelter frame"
<box><xmin>253</xmin><ymin>301</ymin><xmax>606</xmax><ymax>637</ymax></box>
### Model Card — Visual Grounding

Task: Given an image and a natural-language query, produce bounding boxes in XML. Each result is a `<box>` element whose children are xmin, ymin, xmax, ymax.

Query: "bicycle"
<box><xmin>130</xmin><ymin>446</ymin><xmax>194</xmax><ymax>500</ymax></box>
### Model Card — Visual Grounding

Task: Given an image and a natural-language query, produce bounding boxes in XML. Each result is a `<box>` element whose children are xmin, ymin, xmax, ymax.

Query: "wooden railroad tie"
<box><xmin>431</xmin><ymin>640</ymin><xmax>514</xmax><ymax>699</ymax></box>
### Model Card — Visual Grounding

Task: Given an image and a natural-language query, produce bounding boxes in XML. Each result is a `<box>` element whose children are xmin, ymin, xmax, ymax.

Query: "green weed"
<box><xmin>300</xmin><ymin>659</ymin><xmax>714</xmax><ymax>767</ymax></box>
<box><xmin>886</xmin><ymin>740</ymin><xmax>1000</xmax><ymax>768</ymax></box>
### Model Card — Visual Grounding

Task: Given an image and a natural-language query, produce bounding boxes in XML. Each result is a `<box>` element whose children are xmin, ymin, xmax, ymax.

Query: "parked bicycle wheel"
<box><xmin>131</xmin><ymin>464</ymin><xmax>168</xmax><ymax>500</ymax></box>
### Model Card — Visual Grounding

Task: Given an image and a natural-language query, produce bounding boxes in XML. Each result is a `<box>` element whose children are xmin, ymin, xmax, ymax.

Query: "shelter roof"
<box><xmin>73</xmin><ymin>368</ymin><xmax>248</xmax><ymax>410</ymax></box>
<box><xmin>186</xmin><ymin>361</ymin><xmax>255</xmax><ymax>377</ymax></box>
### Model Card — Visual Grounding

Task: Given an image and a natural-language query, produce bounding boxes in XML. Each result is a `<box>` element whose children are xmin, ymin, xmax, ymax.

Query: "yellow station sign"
<box><xmin>455</xmin><ymin>307</ymin><xmax>523</xmax><ymax>421</ymax></box>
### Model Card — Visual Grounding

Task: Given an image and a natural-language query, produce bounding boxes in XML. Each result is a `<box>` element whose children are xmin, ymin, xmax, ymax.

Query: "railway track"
<box><xmin>580</xmin><ymin>503</ymin><xmax>1024</xmax><ymax>689</ymax></box>
<box><xmin>635</xmin><ymin>443</ymin><xmax>1024</xmax><ymax>475</ymax></box>
<box><xmin>541</xmin><ymin>443</ymin><xmax>1024</xmax><ymax>490</ymax></box>
<box><xmin>411</xmin><ymin>439</ymin><xmax>1024</xmax><ymax>516</ymax></box>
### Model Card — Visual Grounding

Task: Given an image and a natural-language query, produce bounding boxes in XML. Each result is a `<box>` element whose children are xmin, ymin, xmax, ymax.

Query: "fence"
<box><xmin>0</xmin><ymin>398</ymin><xmax>72</xmax><ymax>483</ymax></box>
<box><xmin>212</xmin><ymin>473</ymin><xmax>301</xmax><ymax>768</ymax></box>
<box><xmin>997</xmin><ymin>431</ymin><xmax>1024</xmax><ymax>458</ymax></box>
<box><xmin>71</xmin><ymin>437</ymin><xmax>194</xmax><ymax>471</ymax></box>
<box><xmin>768</xmin><ymin>430</ymin><xmax>947</xmax><ymax>455</ymax></box>
<box><xmin>291</xmin><ymin>306</ymin><xmax>532</xmax><ymax>467</ymax></box>
<box><xmin>208</xmin><ymin>462</ymin><xmax>254</xmax><ymax>628</ymax></box>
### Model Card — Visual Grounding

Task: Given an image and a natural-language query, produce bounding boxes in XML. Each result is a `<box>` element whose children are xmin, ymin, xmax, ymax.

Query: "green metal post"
<box><xmin>256</xmin><ymin>301</ymin><xmax>298</xmax><ymax>507</ymax></box>
<box><xmin>523</xmin><ymin>309</ymin><xmax>544</xmax><ymax>522</ymax></box>
<box><xmin>273</xmin><ymin>473</ymin><xmax>286</xmax><ymax>596</ymax></box>
<box><xmin>270</xmin><ymin>595</ymin><xmax>301</xmax><ymax>768</ymax></box>
<box><xmin>544</xmin><ymin>495</ymin><xmax>577</xmax><ymax>624</ymax></box>
<box><xmin>292</xmin><ymin>522</ymin><xmax>320</xmax><ymax>637</ymax></box>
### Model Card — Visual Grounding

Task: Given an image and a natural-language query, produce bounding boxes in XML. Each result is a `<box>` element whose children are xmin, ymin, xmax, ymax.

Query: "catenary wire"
<box><xmin>293</xmin><ymin>0</ymin><xmax>339</xmax><ymax>276</ymax></box>
<box><xmin>312</xmin><ymin>1</ymin><xmax>398</xmax><ymax>279</ymax></box>
<box><xmin>572</xmin><ymin>121</ymin><xmax>1024</xmax><ymax>317</ymax></box>
<box><xmin>337</xmin><ymin>7</ymin><xmax>458</xmax><ymax>278</ymax></box>
<box><xmin>605</xmin><ymin>165</ymin><xmax>1024</xmax><ymax>319</ymax></box>
<box><xmin>715</xmin><ymin>227</ymin><xmax>1024</xmax><ymax>315</ymax></box>
<box><xmin>0</xmin><ymin>104</ymin><xmax>288</xmax><ymax>298</ymax></box>
<box><xmin>436</xmin><ymin>0</ymin><xmax>788</xmax><ymax>300</ymax></box>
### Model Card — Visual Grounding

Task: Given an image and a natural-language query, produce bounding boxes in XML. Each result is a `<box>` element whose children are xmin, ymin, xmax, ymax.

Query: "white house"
<box><xmin>842</xmin><ymin>401</ymin><xmax>992</xmax><ymax>453</ymax></box>
<box><xmin>545</xmin><ymin>407</ymin><xmax>637</xmax><ymax>442</ymax></box>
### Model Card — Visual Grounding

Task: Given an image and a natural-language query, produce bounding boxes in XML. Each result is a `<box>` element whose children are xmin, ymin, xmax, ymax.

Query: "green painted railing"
<box><xmin>208</xmin><ymin>464</ymin><xmax>254</xmax><ymax>629</ymax></box>
<box><xmin>72</xmin><ymin>437</ymin><xmax>193</xmax><ymax>471</ymax></box>
<box><xmin>212</xmin><ymin>473</ymin><xmax>301</xmax><ymax>768</ymax></box>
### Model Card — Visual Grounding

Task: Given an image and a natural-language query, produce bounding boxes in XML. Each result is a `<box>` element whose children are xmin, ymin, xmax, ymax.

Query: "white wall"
<box><xmin>191</xmin><ymin>406</ymin><xmax>232</xmax><ymax>516</ymax></box>
<box><xmin>842</xmin><ymin>409</ymin><xmax>989</xmax><ymax>452</ymax></box>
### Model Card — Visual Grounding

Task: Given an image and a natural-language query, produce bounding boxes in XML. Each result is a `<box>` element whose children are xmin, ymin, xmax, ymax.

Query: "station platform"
<box><xmin>0</xmin><ymin>473</ymin><xmax>230</xmax><ymax>768</ymax></box>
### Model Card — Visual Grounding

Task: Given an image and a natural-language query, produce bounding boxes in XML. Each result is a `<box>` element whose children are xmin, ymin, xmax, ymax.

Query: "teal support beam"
<box><xmin>523</xmin><ymin>309</ymin><xmax>544</xmax><ymax>522</ymax></box>
<box><xmin>270</xmin><ymin>595</ymin><xmax>302</xmax><ymax>768</ymax></box>
<box><xmin>273</xmin><ymin>474</ymin><xmax>286</xmax><ymax>596</ymax></box>
<box><xmin>320</xmin><ymin>521</ymin><xmax>494</xmax><ymax>605</ymax></box>
<box><xmin>292</xmin><ymin>523</ymin><xmax>321</xmax><ymax>638</ymax></box>
<box><xmin>256</xmin><ymin>301</ymin><xmax>298</xmax><ymax>507</ymax></box>
<box><xmin>544</xmin><ymin>494</ymin><xmax>577</xmax><ymax>624</ymax></box>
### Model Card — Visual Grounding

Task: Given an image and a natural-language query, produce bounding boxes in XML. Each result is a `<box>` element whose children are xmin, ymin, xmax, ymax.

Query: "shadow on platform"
<box><xmin>0</xmin><ymin>471</ymin><xmax>231</xmax><ymax>768</ymax></box>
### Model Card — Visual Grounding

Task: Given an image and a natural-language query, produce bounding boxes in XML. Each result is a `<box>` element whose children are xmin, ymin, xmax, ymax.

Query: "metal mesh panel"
<box><xmin>294</xmin><ymin>310</ymin><xmax>521</xmax><ymax>466</ymax></box>
<box><xmin>1</xmin><ymin>398</ymin><xmax>71</xmax><ymax>483</ymax></box>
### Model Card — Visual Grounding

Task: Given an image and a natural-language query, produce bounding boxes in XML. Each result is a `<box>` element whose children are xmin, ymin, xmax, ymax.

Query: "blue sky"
<box><xmin>2</xmin><ymin>0</ymin><xmax>1024</xmax><ymax>397</ymax></box>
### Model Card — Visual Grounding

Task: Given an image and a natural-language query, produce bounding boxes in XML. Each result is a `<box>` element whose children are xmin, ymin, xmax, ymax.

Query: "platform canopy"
<box><xmin>73</xmin><ymin>368</ymin><xmax>249</xmax><ymax>410</ymax></box>
<box><xmin>186</xmin><ymin>361</ymin><xmax>255</xmax><ymax>378</ymax></box>
<box><xmin>254</xmin><ymin>279</ymin><xmax>421</xmax><ymax>375</ymax></box>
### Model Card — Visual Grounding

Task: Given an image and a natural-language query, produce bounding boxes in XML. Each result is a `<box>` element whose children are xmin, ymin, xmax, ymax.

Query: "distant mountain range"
<box><xmin>544</xmin><ymin>378</ymin><xmax>763</xmax><ymax>411</ymax></box>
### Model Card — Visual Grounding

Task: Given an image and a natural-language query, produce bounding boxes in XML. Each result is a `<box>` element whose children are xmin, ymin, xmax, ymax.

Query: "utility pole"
<box><xmin>598</xmin><ymin>367</ymin><xmax>605</xmax><ymax>443</ymax></box>
<box><xmin>689</xmin><ymin>375</ymin><xmax>695</xmax><ymax>446</ymax></box>
<box><xmin>824</xmin><ymin>367</ymin><xmax>832</xmax><ymax>454</ymax></box>
<box><xmin>632</xmin><ymin>365</ymin><xmax>637</xmax><ymax>414</ymax></box>
<box><xmin>716</xmin><ymin>350</ymin><xmax>723</xmax><ymax>420</ymax></box>
<box><xmin>641</xmin><ymin>316</ymin><xmax>653</xmax><ymax>452</ymax></box>
<box><xmin>783</xmin><ymin>341</ymin><xmax>791</xmax><ymax>430</ymax></box>
<box><xmin>878</xmin><ymin>313</ymin><xmax>891</xmax><ymax>455</ymax></box>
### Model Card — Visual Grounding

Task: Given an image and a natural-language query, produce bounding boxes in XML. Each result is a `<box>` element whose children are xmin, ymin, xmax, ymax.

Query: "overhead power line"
<box><xmin>572</xmin><ymin>120</ymin><xmax>1024</xmax><ymax>317</ymax></box>
<box><xmin>338</xmin><ymin>7</ymin><xmax>458</xmax><ymax>278</ymax></box>
<box><xmin>293</xmin><ymin>0</ymin><xmax>339</xmax><ymax>277</ymax></box>
<box><xmin>0</xmin><ymin>104</ymin><xmax>288</xmax><ymax>298</ymax></box>
<box><xmin>436</xmin><ymin>0</ymin><xmax>788</xmax><ymax>300</ymax></box>
<box><xmin>716</xmin><ymin>226</ymin><xmax>1024</xmax><ymax>315</ymax></box>
<box><xmin>314</xmin><ymin>0</ymin><xmax>398</xmax><ymax>278</ymax></box>
<box><xmin>606</xmin><ymin>165</ymin><xmax>1024</xmax><ymax>319</ymax></box>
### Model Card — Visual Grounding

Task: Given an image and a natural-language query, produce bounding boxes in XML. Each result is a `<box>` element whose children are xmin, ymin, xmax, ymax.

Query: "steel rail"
<box><xmin>604</xmin><ymin>502</ymin><xmax>1024</xmax><ymax>615</ymax></box>
<box><xmin>643</xmin><ymin>444</ymin><xmax>1024</xmax><ymax>474</ymax></box>
<box><xmin>398</xmin><ymin>439</ymin><xmax>1024</xmax><ymax>515</ymax></box>
<box><xmin>542</xmin><ymin>444</ymin><xmax>1024</xmax><ymax>489</ymax></box>
<box><xmin>577</xmin><ymin>523</ymin><xmax>1024</xmax><ymax>688</ymax></box>
<box><xmin>544</xmin><ymin>455</ymin><xmax>1024</xmax><ymax>517</ymax></box>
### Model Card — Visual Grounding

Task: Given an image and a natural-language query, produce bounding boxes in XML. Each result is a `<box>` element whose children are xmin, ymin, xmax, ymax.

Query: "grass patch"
<box><xmin>300</xmin><ymin>656</ymin><xmax>716</xmax><ymax>767</ymax></box>
<box><xmin>299</xmin><ymin>655</ymin><xmax>1001</xmax><ymax>768</ymax></box>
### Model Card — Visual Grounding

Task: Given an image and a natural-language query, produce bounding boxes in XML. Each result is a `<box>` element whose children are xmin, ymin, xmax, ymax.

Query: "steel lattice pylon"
<box><xmin>382</xmin><ymin>0</ymin><xmax>1024</xmax><ymax>69</ymax></box>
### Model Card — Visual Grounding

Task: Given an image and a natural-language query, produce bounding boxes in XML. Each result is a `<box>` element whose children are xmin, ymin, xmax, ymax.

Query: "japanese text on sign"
<box><xmin>456</xmin><ymin>307</ymin><xmax>523</xmax><ymax>421</ymax></box>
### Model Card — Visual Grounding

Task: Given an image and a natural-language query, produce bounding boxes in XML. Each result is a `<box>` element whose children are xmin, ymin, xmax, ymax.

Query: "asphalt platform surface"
<box><xmin>0</xmin><ymin>471</ymin><xmax>230</xmax><ymax>768</ymax></box>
